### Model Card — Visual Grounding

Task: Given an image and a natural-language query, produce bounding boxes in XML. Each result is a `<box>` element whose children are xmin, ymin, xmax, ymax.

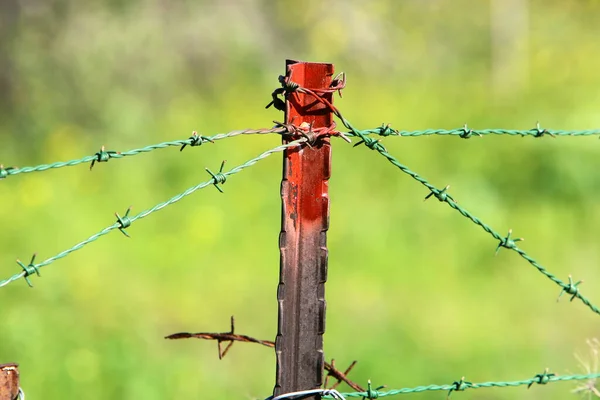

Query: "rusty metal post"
<box><xmin>275</xmin><ymin>60</ymin><xmax>333</xmax><ymax>399</ymax></box>
<box><xmin>0</xmin><ymin>363</ymin><xmax>19</xmax><ymax>400</ymax></box>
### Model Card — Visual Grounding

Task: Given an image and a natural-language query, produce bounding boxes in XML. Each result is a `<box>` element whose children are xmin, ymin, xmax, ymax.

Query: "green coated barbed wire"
<box><xmin>0</xmin><ymin>127</ymin><xmax>287</xmax><ymax>179</ymax></box>
<box><xmin>323</xmin><ymin>371</ymin><xmax>600</xmax><ymax>398</ymax></box>
<box><xmin>345</xmin><ymin>122</ymin><xmax>600</xmax><ymax>139</ymax></box>
<box><xmin>0</xmin><ymin>138</ymin><xmax>306</xmax><ymax>288</ymax></box>
<box><xmin>339</xmin><ymin>116</ymin><xmax>600</xmax><ymax>316</ymax></box>
<box><xmin>265</xmin><ymin>74</ymin><xmax>600</xmax><ymax>316</ymax></box>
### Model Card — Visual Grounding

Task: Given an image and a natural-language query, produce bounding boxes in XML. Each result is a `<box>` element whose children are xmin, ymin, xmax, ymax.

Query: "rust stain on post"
<box><xmin>275</xmin><ymin>60</ymin><xmax>333</xmax><ymax>399</ymax></box>
<box><xmin>0</xmin><ymin>363</ymin><xmax>19</xmax><ymax>400</ymax></box>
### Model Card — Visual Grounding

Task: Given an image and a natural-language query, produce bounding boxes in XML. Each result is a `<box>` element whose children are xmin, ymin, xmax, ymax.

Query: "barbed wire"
<box><xmin>263</xmin><ymin>371</ymin><xmax>600</xmax><ymax>399</ymax></box>
<box><xmin>268</xmin><ymin>73</ymin><xmax>600</xmax><ymax>317</ymax></box>
<box><xmin>165</xmin><ymin>316</ymin><xmax>364</xmax><ymax>392</ymax></box>
<box><xmin>0</xmin><ymin>127</ymin><xmax>287</xmax><ymax>179</ymax></box>
<box><xmin>0</xmin><ymin>138</ymin><xmax>306</xmax><ymax>288</ymax></box>
<box><xmin>345</xmin><ymin>123</ymin><xmax>600</xmax><ymax>316</ymax></box>
<box><xmin>327</xmin><ymin>371</ymin><xmax>600</xmax><ymax>399</ymax></box>
<box><xmin>345</xmin><ymin>122</ymin><xmax>600</xmax><ymax>139</ymax></box>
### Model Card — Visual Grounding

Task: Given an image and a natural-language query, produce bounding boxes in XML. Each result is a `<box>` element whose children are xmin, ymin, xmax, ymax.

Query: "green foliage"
<box><xmin>1</xmin><ymin>1</ymin><xmax>600</xmax><ymax>399</ymax></box>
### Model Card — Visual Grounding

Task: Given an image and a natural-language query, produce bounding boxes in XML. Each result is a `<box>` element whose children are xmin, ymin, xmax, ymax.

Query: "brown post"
<box><xmin>0</xmin><ymin>363</ymin><xmax>19</xmax><ymax>400</ymax></box>
<box><xmin>275</xmin><ymin>60</ymin><xmax>333</xmax><ymax>399</ymax></box>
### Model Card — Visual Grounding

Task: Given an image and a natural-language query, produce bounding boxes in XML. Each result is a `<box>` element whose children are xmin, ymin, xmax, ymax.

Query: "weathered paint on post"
<box><xmin>0</xmin><ymin>363</ymin><xmax>19</xmax><ymax>400</ymax></box>
<box><xmin>275</xmin><ymin>60</ymin><xmax>333</xmax><ymax>399</ymax></box>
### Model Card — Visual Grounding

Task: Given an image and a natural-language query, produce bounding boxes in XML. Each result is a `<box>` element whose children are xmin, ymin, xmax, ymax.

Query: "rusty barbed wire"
<box><xmin>165</xmin><ymin>316</ymin><xmax>364</xmax><ymax>392</ymax></box>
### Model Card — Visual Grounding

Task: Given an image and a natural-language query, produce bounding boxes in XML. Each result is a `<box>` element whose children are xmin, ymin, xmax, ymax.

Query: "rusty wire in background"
<box><xmin>166</xmin><ymin>316</ymin><xmax>364</xmax><ymax>392</ymax></box>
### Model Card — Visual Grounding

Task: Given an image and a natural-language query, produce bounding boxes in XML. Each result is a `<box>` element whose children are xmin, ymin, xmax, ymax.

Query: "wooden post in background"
<box><xmin>0</xmin><ymin>363</ymin><xmax>19</xmax><ymax>400</ymax></box>
<box><xmin>275</xmin><ymin>60</ymin><xmax>333</xmax><ymax>399</ymax></box>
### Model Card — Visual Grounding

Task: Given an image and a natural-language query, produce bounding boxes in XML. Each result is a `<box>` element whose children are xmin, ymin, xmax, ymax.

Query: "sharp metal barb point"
<box><xmin>558</xmin><ymin>275</ymin><xmax>584</xmax><ymax>302</ymax></box>
<box><xmin>425</xmin><ymin>185</ymin><xmax>452</xmax><ymax>202</ymax></box>
<box><xmin>0</xmin><ymin>164</ymin><xmax>16</xmax><ymax>179</ymax></box>
<box><xmin>16</xmin><ymin>253</ymin><xmax>40</xmax><ymax>287</ymax></box>
<box><xmin>460</xmin><ymin>123</ymin><xmax>480</xmax><ymax>139</ymax></box>
<box><xmin>180</xmin><ymin>131</ymin><xmax>214</xmax><ymax>151</ymax></box>
<box><xmin>90</xmin><ymin>145</ymin><xmax>119</xmax><ymax>170</ymax></box>
<box><xmin>495</xmin><ymin>229</ymin><xmax>524</xmax><ymax>255</ymax></box>
<box><xmin>115</xmin><ymin>206</ymin><xmax>133</xmax><ymax>237</ymax></box>
<box><xmin>447</xmin><ymin>377</ymin><xmax>473</xmax><ymax>398</ymax></box>
<box><xmin>534</xmin><ymin>121</ymin><xmax>555</xmax><ymax>138</ymax></box>
<box><xmin>362</xmin><ymin>380</ymin><xmax>385</xmax><ymax>400</ymax></box>
<box><xmin>528</xmin><ymin>368</ymin><xmax>555</xmax><ymax>388</ymax></box>
<box><xmin>206</xmin><ymin>160</ymin><xmax>227</xmax><ymax>193</ymax></box>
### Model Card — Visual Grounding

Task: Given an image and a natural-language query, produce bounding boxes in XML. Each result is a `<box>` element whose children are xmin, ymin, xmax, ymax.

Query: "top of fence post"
<box><xmin>274</xmin><ymin>60</ymin><xmax>334</xmax><ymax>400</ymax></box>
<box><xmin>0</xmin><ymin>363</ymin><xmax>19</xmax><ymax>400</ymax></box>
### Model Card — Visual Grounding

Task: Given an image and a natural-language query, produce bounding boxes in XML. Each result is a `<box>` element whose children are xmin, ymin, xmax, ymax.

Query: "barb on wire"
<box><xmin>344</xmin><ymin>121</ymin><xmax>600</xmax><ymax>139</ymax></box>
<box><xmin>165</xmin><ymin>316</ymin><xmax>364</xmax><ymax>392</ymax></box>
<box><xmin>0</xmin><ymin>126</ymin><xmax>288</xmax><ymax>180</ymax></box>
<box><xmin>324</xmin><ymin>370</ymin><xmax>600</xmax><ymax>398</ymax></box>
<box><xmin>0</xmin><ymin>139</ymin><xmax>306</xmax><ymax>288</ymax></box>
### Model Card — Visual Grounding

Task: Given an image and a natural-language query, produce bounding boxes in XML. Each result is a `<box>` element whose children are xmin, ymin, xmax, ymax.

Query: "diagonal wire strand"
<box><xmin>329</xmin><ymin>372</ymin><xmax>600</xmax><ymax>398</ymax></box>
<box><xmin>0</xmin><ymin>138</ymin><xmax>305</xmax><ymax>288</ymax></box>
<box><xmin>337</xmin><ymin>116</ymin><xmax>600</xmax><ymax>317</ymax></box>
<box><xmin>0</xmin><ymin>127</ymin><xmax>287</xmax><ymax>179</ymax></box>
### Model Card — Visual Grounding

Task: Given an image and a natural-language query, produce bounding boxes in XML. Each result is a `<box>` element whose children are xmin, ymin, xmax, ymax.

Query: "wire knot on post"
<box><xmin>447</xmin><ymin>377</ymin><xmax>473</xmax><ymax>398</ymax></box>
<box><xmin>266</xmin><ymin>75</ymin><xmax>300</xmax><ymax>111</ymax></box>
<box><xmin>16</xmin><ymin>253</ymin><xmax>40</xmax><ymax>287</ymax></box>
<box><xmin>557</xmin><ymin>275</ymin><xmax>583</xmax><ymax>302</ymax></box>
<box><xmin>180</xmin><ymin>131</ymin><xmax>214</xmax><ymax>151</ymax></box>
<box><xmin>115</xmin><ymin>206</ymin><xmax>133</xmax><ymax>237</ymax></box>
<box><xmin>90</xmin><ymin>146</ymin><xmax>119</xmax><ymax>170</ymax></box>
<box><xmin>495</xmin><ymin>229</ymin><xmax>524</xmax><ymax>255</ymax></box>
<box><xmin>206</xmin><ymin>160</ymin><xmax>227</xmax><ymax>193</ymax></box>
<box><xmin>528</xmin><ymin>368</ymin><xmax>555</xmax><ymax>388</ymax></box>
<box><xmin>0</xmin><ymin>164</ymin><xmax>16</xmax><ymax>179</ymax></box>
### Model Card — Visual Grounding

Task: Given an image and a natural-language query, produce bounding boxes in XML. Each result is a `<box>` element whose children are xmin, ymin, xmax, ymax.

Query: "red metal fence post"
<box><xmin>0</xmin><ymin>363</ymin><xmax>19</xmax><ymax>400</ymax></box>
<box><xmin>275</xmin><ymin>60</ymin><xmax>334</xmax><ymax>399</ymax></box>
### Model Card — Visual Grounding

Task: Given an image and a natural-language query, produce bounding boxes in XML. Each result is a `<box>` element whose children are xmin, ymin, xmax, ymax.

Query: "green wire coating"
<box><xmin>0</xmin><ymin>127</ymin><xmax>286</xmax><ymax>179</ymax></box>
<box><xmin>339</xmin><ymin>116</ymin><xmax>600</xmax><ymax>317</ymax></box>
<box><xmin>346</xmin><ymin>123</ymin><xmax>600</xmax><ymax>139</ymax></box>
<box><xmin>0</xmin><ymin>139</ymin><xmax>305</xmax><ymax>288</ymax></box>
<box><xmin>324</xmin><ymin>372</ymin><xmax>600</xmax><ymax>398</ymax></box>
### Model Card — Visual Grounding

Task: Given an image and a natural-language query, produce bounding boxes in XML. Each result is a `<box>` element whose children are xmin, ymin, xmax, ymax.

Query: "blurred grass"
<box><xmin>1</xmin><ymin>0</ymin><xmax>600</xmax><ymax>399</ymax></box>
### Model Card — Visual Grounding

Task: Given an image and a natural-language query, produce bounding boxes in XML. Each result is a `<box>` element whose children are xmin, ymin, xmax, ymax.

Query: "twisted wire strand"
<box><xmin>340</xmin><ymin>115</ymin><xmax>600</xmax><ymax>316</ymax></box>
<box><xmin>331</xmin><ymin>372</ymin><xmax>600</xmax><ymax>398</ymax></box>
<box><xmin>0</xmin><ymin>139</ymin><xmax>305</xmax><ymax>288</ymax></box>
<box><xmin>0</xmin><ymin>127</ymin><xmax>286</xmax><ymax>179</ymax></box>
<box><xmin>347</xmin><ymin>126</ymin><xmax>600</xmax><ymax>138</ymax></box>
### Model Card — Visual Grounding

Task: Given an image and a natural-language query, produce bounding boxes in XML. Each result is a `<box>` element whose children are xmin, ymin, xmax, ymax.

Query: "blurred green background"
<box><xmin>1</xmin><ymin>0</ymin><xmax>599</xmax><ymax>399</ymax></box>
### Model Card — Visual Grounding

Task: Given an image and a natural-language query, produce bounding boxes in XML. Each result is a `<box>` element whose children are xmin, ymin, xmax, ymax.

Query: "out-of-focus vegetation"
<box><xmin>1</xmin><ymin>0</ymin><xmax>600</xmax><ymax>399</ymax></box>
